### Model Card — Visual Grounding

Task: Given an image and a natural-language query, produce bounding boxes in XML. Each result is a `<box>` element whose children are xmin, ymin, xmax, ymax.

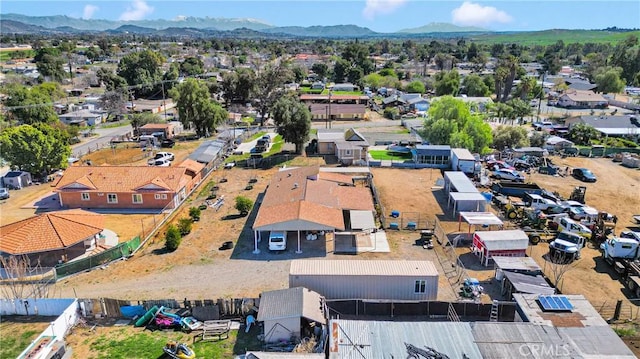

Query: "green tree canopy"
<box><xmin>34</xmin><ymin>47</ymin><xmax>65</xmax><ymax>82</ymax></box>
<box><xmin>96</xmin><ymin>67</ymin><xmax>128</xmax><ymax>92</ymax></box>
<box><xmin>405</xmin><ymin>80</ymin><xmax>426</xmax><ymax>94</ymax></box>
<box><xmin>421</xmin><ymin>96</ymin><xmax>492</xmax><ymax>154</ymax></box>
<box><xmin>235</xmin><ymin>196</ymin><xmax>254</xmax><ymax>215</ymax></box>
<box><xmin>0</xmin><ymin>123</ymin><xmax>71</xmax><ymax>177</ymax></box>
<box><xmin>270</xmin><ymin>95</ymin><xmax>311</xmax><ymax>154</ymax></box>
<box><xmin>253</xmin><ymin>63</ymin><xmax>293</xmax><ymax>126</ymax></box>
<box><xmin>117</xmin><ymin>49</ymin><xmax>166</xmax><ymax>97</ymax></box>
<box><xmin>462</xmin><ymin>74</ymin><xmax>490</xmax><ymax>97</ymax></box>
<box><xmin>569</xmin><ymin>123</ymin><xmax>600</xmax><ymax>145</ymax></box>
<box><xmin>311</xmin><ymin>63</ymin><xmax>328</xmax><ymax>80</ymax></box>
<box><xmin>3</xmin><ymin>84</ymin><xmax>60</xmax><ymax>124</ymax></box>
<box><xmin>492</xmin><ymin>125</ymin><xmax>530</xmax><ymax>150</ymax></box>
<box><xmin>170</xmin><ymin>78</ymin><xmax>227</xmax><ymax>137</ymax></box>
<box><xmin>434</xmin><ymin>70</ymin><xmax>460</xmax><ymax>96</ymax></box>
<box><xmin>179</xmin><ymin>56</ymin><xmax>204</xmax><ymax>76</ymax></box>
<box><xmin>594</xmin><ymin>67</ymin><xmax>626</xmax><ymax>94</ymax></box>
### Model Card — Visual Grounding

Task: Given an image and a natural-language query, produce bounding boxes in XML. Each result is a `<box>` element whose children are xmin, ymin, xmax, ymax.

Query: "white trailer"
<box><xmin>451</xmin><ymin>148</ymin><xmax>477</xmax><ymax>175</ymax></box>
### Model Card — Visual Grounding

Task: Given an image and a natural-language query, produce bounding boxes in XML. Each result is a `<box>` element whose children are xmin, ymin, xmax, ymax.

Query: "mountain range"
<box><xmin>0</xmin><ymin>14</ymin><xmax>492</xmax><ymax>38</ymax></box>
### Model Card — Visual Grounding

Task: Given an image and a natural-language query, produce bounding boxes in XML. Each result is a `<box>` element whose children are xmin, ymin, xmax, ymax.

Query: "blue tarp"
<box><xmin>120</xmin><ymin>305</ymin><xmax>146</xmax><ymax>318</ymax></box>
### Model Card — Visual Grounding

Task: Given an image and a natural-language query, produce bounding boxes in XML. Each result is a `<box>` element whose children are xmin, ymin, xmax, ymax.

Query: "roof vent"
<box><xmin>293</xmin><ymin>183</ymin><xmax>299</xmax><ymax>189</ymax></box>
<box><xmin>287</xmin><ymin>173</ymin><xmax>292</xmax><ymax>177</ymax></box>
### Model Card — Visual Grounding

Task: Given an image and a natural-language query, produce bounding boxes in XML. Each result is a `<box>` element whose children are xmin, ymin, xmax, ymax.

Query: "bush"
<box><xmin>189</xmin><ymin>206</ymin><xmax>202</xmax><ymax>220</ymax></box>
<box><xmin>235</xmin><ymin>196</ymin><xmax>254</xmax><ymax>215</ymax></box>
<box><xmin>383</xmin><ymin>107</ymin><xmax>399</xmax><ymax>120</ymax></box>
<box><xmin>165</xmin><ymin>225</ymin><xmax>182</xmax><ymax>251</ymax></box>
<box><xmin>178</xmin><ymin>217</ymin><xmax>193</xmax><ymax>235</ymax></box>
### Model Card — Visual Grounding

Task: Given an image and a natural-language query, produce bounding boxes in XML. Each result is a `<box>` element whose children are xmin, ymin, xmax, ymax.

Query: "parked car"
<box><xmin>150</xmin><ymin>159</ymin><xmax>171</xmax><ymax>167</ymax></box>
<box><xmin>532</xmin><ymin>121</ymin><xmax>553</xmax><ymax>131</ymax></box>
<box><xmin>161</xmin><ymin>139</ymin><xmax>176</xmax><ymax>148</ymax></box>
<box><xmin>154</xmin><ymin>152</ymin><xmax>175</xmax><ymax>161</ymax></box>
<box><xmin>572</xmin><ymin>168</ymin><xmax>597</xmax><ymax>182</ymax></box>
<box><xmin>0</xmin><ymin>188</ymin><xmax>9</xmax><ymax>200</ymax></box>
<box><xmin>569</xmin><ymin>206</ymin><xmax>599</xmax><ymax>221</ymax></box>
<box><xmin>493</xmin><ymin>169</ymin><xmax>525</xmax><ymax>182</ymax></box>
<box><xmin>486</xmin><ymin>160</ymin><xmax>514</xmax><ymax>171</ymax></box>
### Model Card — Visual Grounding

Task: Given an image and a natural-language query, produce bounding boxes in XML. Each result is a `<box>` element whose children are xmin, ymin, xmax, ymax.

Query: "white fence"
<box><xmin>2</xmin><ymin>298</ymin><xmax>79</xmax><ymax>359</ymax></box>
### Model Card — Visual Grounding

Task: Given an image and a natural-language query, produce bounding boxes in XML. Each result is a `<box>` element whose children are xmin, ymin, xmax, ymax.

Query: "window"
<box><xmin>132</xmin><ymin>194</ymin><xmax>143</xmax><ymax>204</ymax></box>
<box><xmin>107</xmin><ymin>194</ymin><xmax>118</xmax><ymax>204</ymax></box>
<box><xmin>414</xmin><ymin>280</ymin><xmax>426</xmax><ymax>293</ymax></box>
<box><xmin>81</xmin><ymin>192</ymin><xmax>90</xmax><ymax>201</ymax></box>
<box><xmin>155</xmin><ymin>193</ymin><xmax>167</xmax><ymax>200</ymax></box>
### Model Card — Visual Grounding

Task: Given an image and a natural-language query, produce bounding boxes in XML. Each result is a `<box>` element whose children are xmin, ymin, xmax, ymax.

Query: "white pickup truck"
<box><xmin>523</xmin><ymin>193</ymin><xmax>559</xmax><ymax>212</ymax></box>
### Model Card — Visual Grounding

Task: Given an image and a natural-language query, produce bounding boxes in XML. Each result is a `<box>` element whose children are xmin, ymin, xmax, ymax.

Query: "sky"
<box><xmin>1</xmin><ymin>0</ymin><xmax>639</xmax><ymax>33</ymax></box>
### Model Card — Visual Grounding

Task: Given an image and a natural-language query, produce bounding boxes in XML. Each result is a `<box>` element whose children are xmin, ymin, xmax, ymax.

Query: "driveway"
<box><xmin>72</xmin><ymin>124</ymin><xmax>133</xmax><ymax>158</ymax></box>
<box><xmin>235</xmin><ymin>132</ymin><xmax>277</xmax><ymax>154</ymax></box>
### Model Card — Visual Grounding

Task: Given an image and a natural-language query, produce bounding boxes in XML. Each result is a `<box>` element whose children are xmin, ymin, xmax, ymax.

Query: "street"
<box><xmin>71</xmin><ymin>124</ymin><xmax>133</xmax><ymax>158</ymax></box>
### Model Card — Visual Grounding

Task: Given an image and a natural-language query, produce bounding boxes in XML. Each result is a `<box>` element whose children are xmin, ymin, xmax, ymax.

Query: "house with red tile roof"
<box><xmin>0</xmin><ymin>209</ymin><xmax>105</xmax><ymax>267</ymax></box>
<box><xmin>252</xmin><ymin>166</ymin><xmax>375</xmax><ymax>253</ymax></box>
<box><xmin>55</xmin><ymin>166</ymin><xmax>191</xmax><ymax>211</ymax></box>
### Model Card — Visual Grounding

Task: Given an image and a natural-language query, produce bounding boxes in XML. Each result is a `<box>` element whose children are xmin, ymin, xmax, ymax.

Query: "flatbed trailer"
<box><xmin>604</xmin><ymin>256</ymin><xmax>640</xmax><ymax>298</ymax></box>
<box><xmin>523</xmin><ymin>228</ymin><xmax>558</xmax><ymax>245</ymax></box>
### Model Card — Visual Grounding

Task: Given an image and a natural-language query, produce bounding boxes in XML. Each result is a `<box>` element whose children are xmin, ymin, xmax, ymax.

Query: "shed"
<box><xmin>501</xmin><ymin>271</ymin><xmax>555</xmax><ymax>299</ymax></box>
<box><xmin>257</xmin><ymin>287</ymin><xmax>325</xmax><ymax>343</ymax></box>
<box><xmin>472</xmin><ymin>230</ymin><xmax>529</xmax><ymax>266</ymax></box>
<box><xmin>411</xmin><ymin>145</ymin><xmax>451</xmax><ymax>168</ymax></box>
<box><xmin>2</xmin><ymin>171</ymin><xmax>32</xmax><ymax>189</ymax></box>
<box><xmin>443</xmin><ymin>171</ymin><xmax>478</xmax><ymax>194</ymax></box>
<box><xmin>448</xmin><ymin>192</ymin><xmax>487</xmax><ymax>215</ymax></box>
<box><xmin>289</xmin><ymin>260</ymin><xmax>438</xmax><ymax>301</ymax></box>
<box><xmin>493</xmin><ymin>256</ymin><xmax>542</xmax><ymax>277</ymax></box>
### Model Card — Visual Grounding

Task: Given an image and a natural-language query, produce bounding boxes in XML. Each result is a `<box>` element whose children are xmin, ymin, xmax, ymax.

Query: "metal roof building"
<box><xmin>257</xmin><ymin>287</ymin><xmax>325</xmax><ymax>343</ymax></box>
<box><xmin>513</xmin><ymin>293</ymin><xmax>610</xmax><ymax>327</ymax></box>
<box><xmin>188</xmin><ymin>140</ymin><xmax>226</xmax><ymax>164</ymax></box>
<box><xmin>444</xmin><ymin>171</ymin><xmax>478</xmax><ymax>194</ymax></box>
<box><xmin>472</xmin><ymin>230</ymin><xmax>529</xmax><ymax>266</ymax></box>
<box><xmin>290</xmin><ymin>260</ymin><xmax>438</xmax><ymax>301</ymax></box>
<box><xmin>328</xmin><ymin>320</ymin><xmax>483</xmax><ymax>359</ymax></box>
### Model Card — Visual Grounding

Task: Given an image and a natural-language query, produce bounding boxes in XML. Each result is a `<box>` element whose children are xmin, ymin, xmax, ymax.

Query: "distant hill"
<box><xmin>0</xmin><ymin>13</ymin><xmax>274</xmax><ymax>31</ymax></box>
<box><xmin>398</xmin><ymin>22</ymin><xmax>489</xmax><ymax>33</ymax></box>
<box><xmin>0</xmin><ymin>19</ymin><xmax>59</xmax><ymax>34</ymax></box>
<box><xmin>261</xmin><ymin>25</ymin><xmax>378</xmax><ymax>37</ymax></box>
<box><xmin>108</xmin><ymin>25</ymin><xmax>157</xmax><ymax>34</ymax></box>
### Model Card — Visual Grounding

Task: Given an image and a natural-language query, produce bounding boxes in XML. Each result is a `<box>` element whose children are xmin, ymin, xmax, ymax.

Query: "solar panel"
<box><xmin>537</xmin><ymin>295</ymin><xmax>574</xmax><ymax>312</ymax></box>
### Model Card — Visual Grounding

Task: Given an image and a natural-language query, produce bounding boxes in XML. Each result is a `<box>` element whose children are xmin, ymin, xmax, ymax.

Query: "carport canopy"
<box><xmin>458</xmin><ymin>211</ymin><xmax>503</xmax><ymax>232</ymax></box>
<box><xmin>448</xmin><ymin>192</ymin><xmax>487</xmax><ymax>215</ymax></box>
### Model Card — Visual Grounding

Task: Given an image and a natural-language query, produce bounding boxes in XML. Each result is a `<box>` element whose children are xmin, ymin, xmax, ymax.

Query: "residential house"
<box><xmin>316</xmin><ymin>128</ymin><xmax>369</xmax><ymax>165</ymax></box>
<box><xmin>564</xmin><ymin>78</ymin><xmax>597</xmax><ymax>92</ymax></box>
<box><xmin>176</xmin><ymin>159</ymin><xmax>206</xmax><ymax>190</ymax></box>
<box><xmin>58</xmin><ymin>109</ymin><xmax>105</xmax><ymax>126</ymax></box>
<box><xmin>308</xmin><ymin>103</ymin><xmax>366</xmax><ymax>122</ymax></box>
<box><xmin>257</xmin><ymin>287</ymin><xmax>326</xmax><ymax>343</ymax></box>
<box><xmin>55</xmin><ymin>166</ymin><xmax>190</xmax><ymax>211</ymax></box>
<box><xmin>138</xmin><ymin>123</ymin><xmax>180</xmax><ymax>139</ymax></box>
<box><xmin>0</xmin><ymin>209</ymin><xmax>105</xmax><ymax>267</ymax></box>
<box><xmin>565</xmin><ymin>115</ymin><xmax>640</xmax><ymax>140</ymax></box>
<box><xmin>252</xmin><ymin>166</ymin><xmax>375</xmax><ymax>253</ymax></box>
<box><xmin>1</xmin><ymin>171</ymin><xmax>32</xmax><ymax>189</ymax></box>
<box><xmin>558</xmin><ymin>90</ymin><xmax>608</xmax><ymax>109</ymax></box>
<box><xmin>131</xmin><ymin>99</ymin><xmax>176</xmax><ymax>114</ymax></box>
<box><xmin>411</xmin><ymin>145</ymin><xmax>451</xmax><ymax>168</ymax></box>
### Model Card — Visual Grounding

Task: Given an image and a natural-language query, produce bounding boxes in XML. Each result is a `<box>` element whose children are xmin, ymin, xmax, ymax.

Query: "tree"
<box><xmin>311</xmin><ymin>63</ymin><xmax>328</xmax><ymax>80</ymax></box>
<box><xmin>253</xmin><ymin>63</ymin><xmax>292</xmax><ymax>126</ymax></box>
<box><xmin>164</xmin><ymin>224</ymin><xmax>182</xmax><ymax>251</ymax></box>
<box><xmin>492</xmin><ymin>125</ymin><xmax>530</xmax><ymax>150</ymax></box>
<box><xmin>434</xmin><ymin>70</ymin><xmax>460</xmax><ymax>96</ymax></box>
<box><xmin>117</xmin><ymin>49</ymin><xmax>165</xmax><ymax>97</ymax></box>
<box><xmin>271</xmin><ymin>95</ymin><xmax>311</xmax><ymax>154</ymax></box>
<box><xmin>34</xmin><ymin>48</ymin><xmax>65</xmax><ymax>82</ymax></box>
<box><xmin>506</xmin><ymin>98</ymin><xmax>532</xmax><ymax>124</ymax></box>
<box><xmin>129</xmin><ymin>112</ymin><xmax>161</xmax><ymax>134</ymax></box>
<box><xmin>179</xmin><ymin>56</ymin><xmax>204</xmax><ymax>76</ymax></box>
<box><xmin>529</xmin><ymin>131</ymin><xmax>548</xmax><ymax>148</ymax></box>
<box><xmin>235</xmin><ymin>196</ymin><xmax>254</xmax><ymax>216</ymax></box>
<box><xmin>462</xmin><ymin>74</ymin><xmax>490</xmax><ymax>97</ymax></box>
<box><xmin>96</xmin><ymin>67</ymin><xmax>127</xmax><ymax>92</ymax></box>
<box><xmin>4</xmin><ymin>84</ymin><xmax>59</xmax><ymax>124</ymax></box>
<box><xmin>0</xmin><ymin>255</ymin><xmax>52</xmax><ymax>299</ymax></box>
<box><xmin>494</xmin><ymin>56</ymin><xmax>519</xmax><ymax>102</ymax></box>
<box><xmin>99</xmin><ymin>90</ymin><xmax>128</xmax><ymax>121</ymax></box>
<box><xmin>462</xmin><ymin>117</ymin><xmax>493</xmax><ymax>154</ymax></box>
<box><xmin>594</xmin><ymin>67</ymin><xmax>625</xmax><ymax>94</ymax></box>
<box><xmin>170</xmin><ymin>78</ymin><xmax>227</xmax><ymax>137</ymax></box>
<box><xmin>569</xmin><ymin>123</ymin><xmax>600</xmax><ymax>145</ymax></box>
<box><xmin>405</xmin><ymin>80</ymin><xmax>425</xmax><ymax>94</ymax></box>
<box><xmin>0</xmin><ymin>123</ymin><xmax>71</xmax><ymax>177</ymax></box>
<box><xmin>189</xmin><ymin>206</ymin><xmax>201</xmax><ymax>221</ymax></box>
<box><xmin>177</xmin><ymin>218</ymin><xmax>193</xmax><ymax>235</ymax></box>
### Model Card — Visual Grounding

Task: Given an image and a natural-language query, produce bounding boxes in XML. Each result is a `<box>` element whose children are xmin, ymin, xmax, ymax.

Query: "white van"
<box><xmin>268</xmin><ymin>231</ymin><xmax>287</xmax><ymax>251</ymax></box>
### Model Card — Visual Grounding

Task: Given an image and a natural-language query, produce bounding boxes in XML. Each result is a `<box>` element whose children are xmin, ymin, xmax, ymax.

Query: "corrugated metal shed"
<box><xmin>290</xmin><ymin>260</ymin><xmax>439</xmax><ymax>301</ymax></box>
<box><xmin>513</xmin><ymin>293</ymin><xmax>610</xmax><ymax>327</ymax></box>
<box><xmin>290</xmin><ymin>260</ymin><xmax>438</xmax><ymax>277</ymax></box>
<box><xmin>329</xmin><ymin>320</ymin><xmax>482</xmax><ymax>359</ymax></box>
<box><xmin>257</xmin><ymin>287</ymin><xmax>325</xmax><ymax>324</ymax></box>
<box><xmin>448</xmin><ymin>192</ymin><xmax>487</xmax><ymax>213</ymax></box>
<box><xmin>188</xmin><ymin>140</ymin><xmax>225</xmax><ymax>164</ymax></box>
<box><xmin>502</xmin><ymin>271</ymin><xmax>555</xmax><ymax>295</ymax></box>
<box><xmin>472</xmin><ymin>322</ymin><xmax>636</xmax><ymax>358</ymax></box>
<box><xmin>475</xmin><ymin>230</ymin><xmax>529</xmax><ymax>251</ymax></box>
<box><xmin>452</xmin><ymin>148</ymin><xmax>475</xmax><ymax>161</ymax></box>
<box><xmin>444</xmin><ymin>171</ymin><xmax>478</xmax><ymax>194</ymax></box>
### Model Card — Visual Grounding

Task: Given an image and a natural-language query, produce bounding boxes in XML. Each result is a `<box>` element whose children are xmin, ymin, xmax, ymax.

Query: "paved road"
<box><xmin>71</xmin><ymin>124</ymin><xmax>133</xmax><ymax>158</ymax></box>
<box><xmin>312</xmin><ymin>118</ymin><xmax>402</xmax><ymax>130</ymax></box>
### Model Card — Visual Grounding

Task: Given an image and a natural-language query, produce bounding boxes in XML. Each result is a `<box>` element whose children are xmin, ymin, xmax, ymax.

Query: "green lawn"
<box><xmin>472</xmin><ymin>30</ymin><xmax>640</xmax><ymax>46</ymax></box>
<box><xmin>369</xmin><ymin>150</ymin><xmax>412</xmax><ymax>161</ymax></box>
<box><xmin>84</xmin><ymin>328</ymin><xmax>261</xmax><ymax>358</ymax></box>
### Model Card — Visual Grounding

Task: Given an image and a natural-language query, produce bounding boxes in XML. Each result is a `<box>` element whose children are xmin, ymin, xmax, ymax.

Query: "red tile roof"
<box><xmin>0</xmin><ymin>209</ymin><xmax>104</xmax><ymax>254</ymax></box>
<box><xmin>253</xmin><ymin>167</ymin><xmax>374</xmax><ymax>230</ymax></box>
<box><xmin>56</xmin><ymin>166</ymin><xmax>189</xmax><ymax>193</ymax></box>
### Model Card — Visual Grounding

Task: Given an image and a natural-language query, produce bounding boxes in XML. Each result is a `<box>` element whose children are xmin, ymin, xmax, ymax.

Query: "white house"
<box><xmin>59</xmin><ymin>109</ymin><xmax>105</xmax><ymax>126</ymax></box>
